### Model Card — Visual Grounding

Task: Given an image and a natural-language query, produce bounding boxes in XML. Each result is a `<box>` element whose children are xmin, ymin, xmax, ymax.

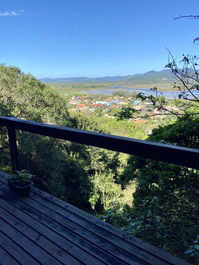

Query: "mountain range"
<box><xmin>40</xmin><ymin>69</ymin><xmax>174</xmax><ymax>84</ymax></box>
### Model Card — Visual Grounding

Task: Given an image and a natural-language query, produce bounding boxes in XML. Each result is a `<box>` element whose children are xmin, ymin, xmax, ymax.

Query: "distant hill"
<box><xmin>39</xmin><ymin>70</ymin><xmax>174</xmax><ymax>84</ymax></box>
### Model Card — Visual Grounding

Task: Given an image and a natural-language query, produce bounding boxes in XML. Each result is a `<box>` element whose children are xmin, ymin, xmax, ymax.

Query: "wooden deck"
<box><xmin>0</xmin><ymin>172</ymin><xmax>190</xmax><ymax>265</ymax></box>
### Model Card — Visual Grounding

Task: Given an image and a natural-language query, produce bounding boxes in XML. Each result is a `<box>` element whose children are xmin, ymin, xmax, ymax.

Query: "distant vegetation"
<box><xmin>48</xmin><ymin>81</ymin><xmax>173</xmax><ymax>96</ymax></box>
<box><xmin>41</xmin><ymin>69</ymin><xmax>174</xmax><ymax>95</ymax></box>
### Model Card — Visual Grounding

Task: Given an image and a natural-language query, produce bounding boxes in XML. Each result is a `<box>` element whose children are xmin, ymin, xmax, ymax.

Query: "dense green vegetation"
<box><xmin>0</xmin><ymin>65</ymin><xmax>198</xmax><ymax>263</ymax></box>
<box><xmin>0</xmin><ymin>65</ymin><xmax>126</xmax><ymax>211</ymax></box>
<box><xmin>108</xmin><ymin>117</ymin><xmax>199</xmax><ymax>262</ymax></box>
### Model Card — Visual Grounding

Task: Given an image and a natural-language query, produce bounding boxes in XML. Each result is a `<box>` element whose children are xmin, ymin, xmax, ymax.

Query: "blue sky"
<box><xmin>0</xmin><ymin>0</ymin><xmax>199</xmax><ymax>78</ymax></box>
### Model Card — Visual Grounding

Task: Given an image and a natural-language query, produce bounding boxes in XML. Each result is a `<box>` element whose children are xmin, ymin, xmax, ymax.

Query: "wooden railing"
<box><xmin>0</xmin><ymin>116</ymin><xmax>199</xmax><ymax>172</ymax></box>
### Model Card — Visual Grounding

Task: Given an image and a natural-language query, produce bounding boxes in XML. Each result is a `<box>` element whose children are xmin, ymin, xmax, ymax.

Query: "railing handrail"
<box><xmin>0</xmin><ymin>116</ymin><xmax>199</xmax><ymax>171</ymax></box>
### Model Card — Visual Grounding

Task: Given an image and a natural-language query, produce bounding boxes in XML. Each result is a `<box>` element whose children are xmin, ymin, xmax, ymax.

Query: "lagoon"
<box><xmin>82</xmin><ymin>86</ymin><xmax>187</xmax><ymax>99</ymax></box>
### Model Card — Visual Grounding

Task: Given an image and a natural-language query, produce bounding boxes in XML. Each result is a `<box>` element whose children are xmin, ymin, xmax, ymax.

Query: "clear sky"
<box><xmin>0</xmin><ymin>0</ymin><xmax>199</xmax><ymax>78</ymax></box>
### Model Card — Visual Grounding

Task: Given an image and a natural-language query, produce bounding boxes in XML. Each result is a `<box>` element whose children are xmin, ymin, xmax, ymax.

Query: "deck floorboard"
<box><xmin>0</xmin><ymin>245</ymin><xmax>20</xmax><ymax>265</ymax></box>
<box><xmin>0</xmin><ymin>171</ymin><xmax>191</xmax><ymax>265</ymax></box>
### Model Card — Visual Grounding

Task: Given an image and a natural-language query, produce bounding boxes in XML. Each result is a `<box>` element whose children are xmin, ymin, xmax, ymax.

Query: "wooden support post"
<box><xmin>7</xmin><ymin>126</ymin><xmax>19</xmax><ymax>173</ymax></box>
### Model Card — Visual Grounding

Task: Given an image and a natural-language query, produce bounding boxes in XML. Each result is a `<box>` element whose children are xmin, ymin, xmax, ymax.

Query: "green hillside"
<box><xmin>40</xmin><ymin>69</ymin><xmax>174</xmax><ymax>84</ymax></box>
<box><xmin>0</xmin><ymin>65</ymin><xmax>125</xmax><ymax>211</ymax></box>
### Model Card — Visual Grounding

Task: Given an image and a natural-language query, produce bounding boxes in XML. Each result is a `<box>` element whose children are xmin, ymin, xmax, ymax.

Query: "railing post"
<box><xmin>7</xmin><ymin>126</ymin><xmax>19</xmax><ymax>173</ymax></box>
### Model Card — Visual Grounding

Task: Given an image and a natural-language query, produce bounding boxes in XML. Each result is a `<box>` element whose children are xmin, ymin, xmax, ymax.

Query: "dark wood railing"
<box><xmin>0</xmin><ymin>116</ymin><xmax>199</xmax><ymax>172</ymax></box>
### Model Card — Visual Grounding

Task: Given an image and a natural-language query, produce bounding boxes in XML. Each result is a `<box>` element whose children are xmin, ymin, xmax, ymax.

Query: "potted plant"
<box><xmin>8</xmin><ymin>169</ymin><xmax>33</xmax><ymax>197</ymax></box>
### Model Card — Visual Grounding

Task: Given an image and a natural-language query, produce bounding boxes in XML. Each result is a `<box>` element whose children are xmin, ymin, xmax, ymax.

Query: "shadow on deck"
<box><xmin>0</xmin><ymin>171</ymin><xmax>190</xmax><ymax>265</ymax></box>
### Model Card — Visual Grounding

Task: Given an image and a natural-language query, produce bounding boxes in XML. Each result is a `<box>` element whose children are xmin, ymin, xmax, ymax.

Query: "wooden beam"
<box><xmin>0</xmin><ymin>116</ymin><xmax>199</xmax><ymax>169</ymax></box>
<box><xmin>7</xmin><ymin>126</ymin><xmax>19</xmax><ymax>173</ymax></box>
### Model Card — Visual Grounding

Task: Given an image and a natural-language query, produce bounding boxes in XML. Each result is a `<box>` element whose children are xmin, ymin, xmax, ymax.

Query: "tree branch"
<box><xmin>174</xmin><ymin>15</ymin><xmax>199</xmax><ymax>20</ymax></box>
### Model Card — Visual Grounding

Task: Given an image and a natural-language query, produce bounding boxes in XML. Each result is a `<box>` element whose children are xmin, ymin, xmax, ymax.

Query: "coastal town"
<box><xmin>68</xmin><ymin>95</ymin><xmax>149</xmax><ymax>112</ymax></box>
<box><xmin>66</xmin><ymin>94</ymin><xmax>179</xmax><ymax>122</ymax></box>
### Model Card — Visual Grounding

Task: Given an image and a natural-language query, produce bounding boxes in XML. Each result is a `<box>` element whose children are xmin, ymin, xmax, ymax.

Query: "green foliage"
<box><xmin>89</xmin><ymin>172</ymin><xmax>123</xmax><ymax>211</ymax></box>
<box><xmin>115</xmin><ymin>107</ymin><xmax>137</xmax><ymax>120</ymax></box>
<box><xmin>11</xmin><ymin>169</ymin><xmax>32</xmax><ymax>184</ymax></box>
<box><xmin>0</xmin><ymin>102</ymin><xmax>12</xmax><ymax>171</ymax></box>
<box><xmin>0</xmin><ymin>65</ymin><xmax>129</xmax><ymax>212</ymax></box>
<box><xmin>81</xmin><ymin>113</ymin><xmax>148</xmax><ymax>139</ymax></box>
<box><xmin>100</xmin><ymin>205</ymin><xmax>134</xmax><ymax>229</ymax></box>
<box><xmin>0</xmin><ymin>65</ymin><xmax>71</xmax><ymax>124</ymax></box>
<box><xmin>17</xmin><ymin>132</ymin><xmax>92</xmax><ymax>209</ymax></box>
<box><xmin>70</xmin><ymin>111</ymin><xmax>103</xmax><ymax>132</ymax></box>
<box><xmin>116</xmin><ymin>117</ymin><xmax>199</xmax><ymax>263</ymax></box>
<box><xmin>84</xmin><ymin>147</ymin><xmax>125</xmax><ymax>211</ymax></box>
<box><xmin>112</xmin><ymin>90</ymin><xmax>129</xmax><ymax>97</ymax></box>
<box><xmin>136</xmin><ymin>92</ymin><xmax>166</xmax><ymax>111</ymax></box>
<box><xmin>0</xmin><ymin>65</ymin><xmax>93</xmax><ymax>208</ymax></box>
<box><xmin>185</xmin><ymin>235</ymin><xmax>199</xmax><ymax>259</ymax></box>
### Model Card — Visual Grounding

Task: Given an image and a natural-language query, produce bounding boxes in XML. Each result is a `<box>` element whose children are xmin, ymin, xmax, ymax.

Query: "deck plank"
<box><xmin>0</xmin><ymin>204</ymin><xmax>83</xmax><ymax>265</ymax></box>
<box><xmin>0</xmin><ymin>171</ymin><xmax>191</xmax><ymax>265</ymax></box>
<box><xmin>0</xmin><ymin>191</ymin><xmax>108</xmax><ymax>265</ymax></box>
<box><xmin>0</xmin><ymin>216</ymin><xmax>62</xmax><ymax>265</ymax></box>
<box><xmin>0</xmin><ymin>230</ymin><xmax>39</xmax><ymax>265</ymax></box>
<box><xmin>0</xmin><ymin>246</ymin><xmax>20</xmax><ymax>265</ymax></box>
<box><xmin>30</xmin><ymin>191</ymin><xmax>171</xmax><ymax>264</ymax></box>
<box><xmin>0</xmin><ymin>182</ymin><xmax>157</xmax><ymax>265</ymax></box>
<box><xmin>0</xmin><ymin>186</ymin><xmax>147</xmax><ymax>264</ymax></box>
<box><xmin>0</xmin><ymin>183</ymin><xmax>128</xmax><ymax>265</ymax></box>
<box><xmin>30</xmin><ymin>184</ymin><xmax>188</xmax><ymax>265</ymax></box>
<box><xmin>26</xmin><ymin>195</ymin><xmax>158</xmax><ymax>264</ymax></box>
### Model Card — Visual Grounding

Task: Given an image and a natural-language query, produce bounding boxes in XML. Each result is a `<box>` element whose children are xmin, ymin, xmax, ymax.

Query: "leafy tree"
<box><xmin>0</xmin><ymin>65</ymin><xmax>94</xmax><ymax>208</ymax></box>
<box><xmin>0</xmin><ymin>65</ymin><xmax>128</xmax><ymax>212</ymax></box>
<box><xmin>115</xmin><ymin>117</ymin><xmax>199</xmax><ymax>263</ymax></box>
<box><xmin>0</xmin><ymin>102</ymin><xmax>12</xmax><ymax>171</ymax></box>
<box><xmin>165</xmin><ymin>53</ymin><xmax>199</xmax><ymax>103</ymax></box>
<box><xmin>115</xmin><ymin>107</ymin><xmax>136</xmax><ymax>120</ymax></box>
